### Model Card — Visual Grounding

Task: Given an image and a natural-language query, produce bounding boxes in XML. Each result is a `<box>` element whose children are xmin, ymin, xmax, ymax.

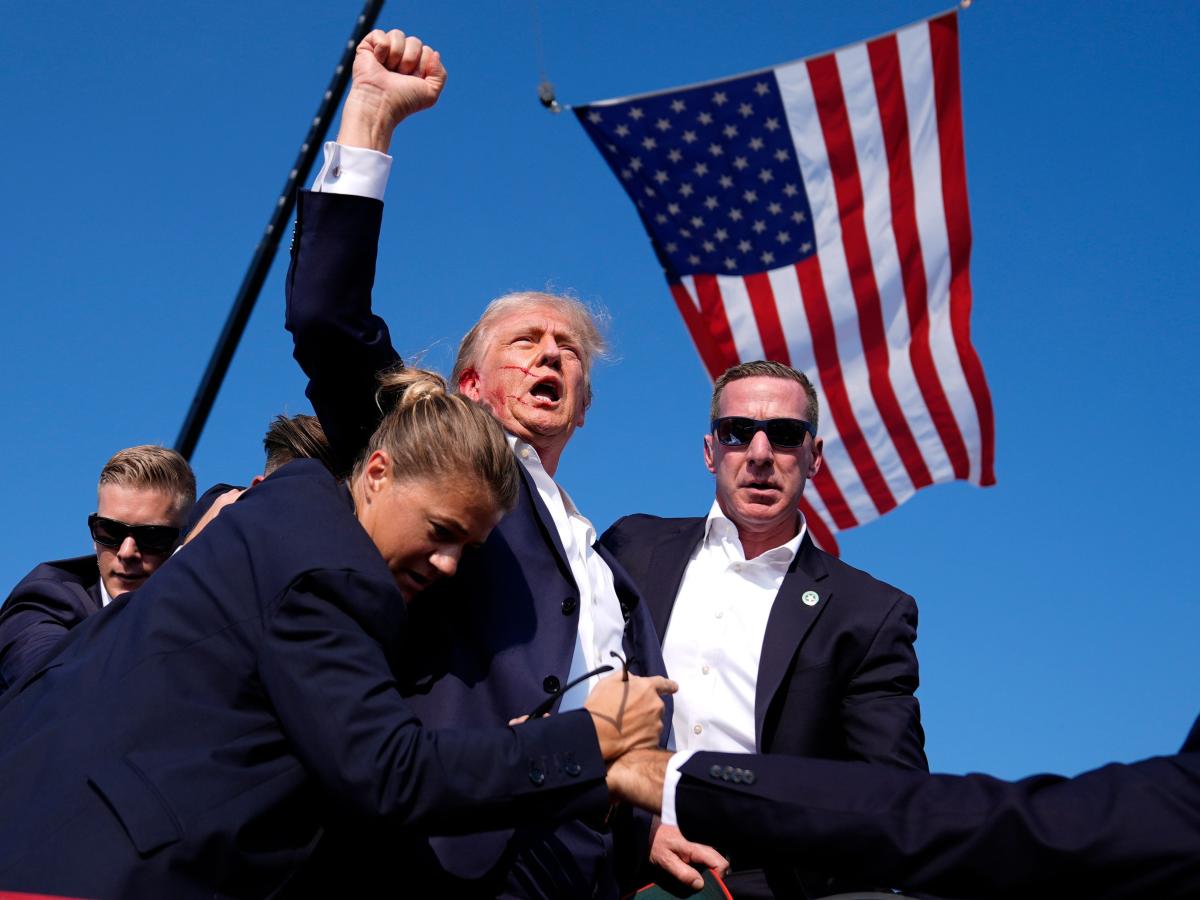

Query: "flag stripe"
<box><xmin>930</xmin><ymin>12</ymin><xmax>996</xmax><ymax>486</ymax></box>
<box><xmin>714</xmin><ymin>274</ymin><xmax>768</xmax><ymax>362</ymax></box>
<box><xmin>794</xmin><ymin>256</ymin><xmax>898</xmax><ymax>516</ymax></box>
<box><xmin>800</xmin><ymin>496</ymin><xmax>840</xmax><ymax>555</ymax></box>
<box><xmin>743</xmin><ymin>272</ymin><xmax>792</xmax><ymax>364</ymax></box>
<box><xmin>867</xmin><ymin>33</ymin><xmax>972</xmax><ymax>481</ymax></box>
<box><xmin>808</xmin><ymin>51</ymin><xmax>935</xmax><ymax>500</ymax></box>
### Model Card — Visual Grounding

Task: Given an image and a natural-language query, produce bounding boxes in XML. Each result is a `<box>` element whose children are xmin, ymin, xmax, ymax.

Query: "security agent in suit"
<box><xmin>0</xmin><ymin>367</ymin><xmax>674</xmax><ymax>899</ymax></box>
<box><xmin>604</xmin><ymin>714</ymin><xmax>1200</xmax><ymax>900</ymax></box>
<box><xmin>0</xmin><ymin>444</ymin><xmax>194</xmax><ymax>691</ymax></box>
<box><xmin>599</xmin><ymin>361</ymin><xmax>925</xmax><ymax>897</ymax></box>
<box><xmin>283</xmin><ymin>29</ymin><xmax>698</xmax><ymax>897</ymax></box>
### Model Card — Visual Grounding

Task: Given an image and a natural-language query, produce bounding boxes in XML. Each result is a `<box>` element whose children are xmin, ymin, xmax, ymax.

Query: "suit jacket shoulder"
<box><xmin>0</xmin><ymin>554</ymin><xmax>102</xmax><ymax>691</ymax></box>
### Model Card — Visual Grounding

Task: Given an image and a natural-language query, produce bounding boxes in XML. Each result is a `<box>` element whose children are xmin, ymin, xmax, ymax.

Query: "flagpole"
<box><xmin>174</xmin><ymin>0</ymin><xmax>385</xmax><ymax>461</ymax></box>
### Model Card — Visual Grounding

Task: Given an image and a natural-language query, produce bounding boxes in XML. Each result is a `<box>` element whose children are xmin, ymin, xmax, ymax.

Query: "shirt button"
<box><xmin>701</xmin><ymin>665</ymin><xmax>710</xmax><ymax>675</ymax></box>
<box><xmin>693</xmin><ymin>724</ymin><xmax>703</xmax><ymax>735</ymax></box>
<box><xmin>543</xmin><ymin>675</ymin><xmax>561</xmax><ymax>694</ymax></box>
<box><xmin>520</xmin><ymin>448</ymin><xmax>530</xmax><ymax>459</ymax></box>
<box><xmin>715</xmin><ymin>610</ymin><xmax>724</xmax><ymax>619</ymax></box>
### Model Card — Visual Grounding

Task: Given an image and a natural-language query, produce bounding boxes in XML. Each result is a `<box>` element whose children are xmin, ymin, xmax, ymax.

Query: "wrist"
<box><xmin>337</xmin><ymin>86</ymin><xmax>399</xmax><ymax>152</ymax></box>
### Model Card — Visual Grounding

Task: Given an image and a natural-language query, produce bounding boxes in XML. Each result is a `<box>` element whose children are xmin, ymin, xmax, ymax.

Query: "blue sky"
<box><xmin>2</xmin><ymin>0</ymin><xmax>1197</xmax><ymax>780</ymax></box>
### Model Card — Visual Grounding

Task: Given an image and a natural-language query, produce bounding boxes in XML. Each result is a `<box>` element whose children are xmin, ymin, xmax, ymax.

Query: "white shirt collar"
<box><xmin>99</xmin><ymin>573</ymin><xmax>114</xmax><ymax>608</ymax></box>
<box><xmin>702</xmin><ymin>499</ymin><xmax>806</xmax><ymax>568</ymax></box>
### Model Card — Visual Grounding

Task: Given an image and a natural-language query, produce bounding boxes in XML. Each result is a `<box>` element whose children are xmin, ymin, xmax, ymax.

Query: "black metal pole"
<box><xmin>175</xmin><ymin>0</ymin><xmax>386</xmax><ymax>460</ymax></box>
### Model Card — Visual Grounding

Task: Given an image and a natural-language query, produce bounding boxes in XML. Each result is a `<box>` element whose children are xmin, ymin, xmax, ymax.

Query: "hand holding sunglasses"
<box><xmin>88</xmin><ymin>514</ymin><xmax>181</xmax><ymax>556</ymax></box>
<box><xmin>583</xmin><ymin>671</ymin><xmax>677</xmax><ymax>762</ymax></box>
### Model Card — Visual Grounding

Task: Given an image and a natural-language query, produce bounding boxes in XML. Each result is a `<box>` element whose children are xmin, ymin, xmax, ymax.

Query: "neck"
<box><xmin>521</xmin><ymin>434</ymin><xmax>567</xmax><ymax>478</ymax></box>
<box><xmin>731</xmin><ymin>514</ymin><xmax>800</xmax><ymax>561</ymax></box>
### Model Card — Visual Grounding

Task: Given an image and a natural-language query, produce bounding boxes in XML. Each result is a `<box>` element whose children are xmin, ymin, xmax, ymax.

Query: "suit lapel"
<box><xmin>512</xmin><ymin>466</ymin><xmax>575</xmax><ymax>586</ymax></box>
<box><xmin>754</xmin><ymin>533</ymin><xmax>830</xmax><ymax>749</ymax></box>
<box><xmin>645</xmin><ymin>520</ymin><xmax>705</xmax><ymax>641</ymax></box>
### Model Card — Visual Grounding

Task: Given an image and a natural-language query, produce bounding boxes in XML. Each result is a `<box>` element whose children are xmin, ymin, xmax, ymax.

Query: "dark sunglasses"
<box><xmin>88</xmin><ymin>514</ymin><xmax>180</xmax><ymax>555</ymax></box>
<box><xmin>711</xmin><ymin>416</ymin><xmax>816</xmax><ymax>449</ymax></box>
<box><xmin>526</xmin><ymin>652</ymin><xmax>634</xmax><ymax>719</ymax></box>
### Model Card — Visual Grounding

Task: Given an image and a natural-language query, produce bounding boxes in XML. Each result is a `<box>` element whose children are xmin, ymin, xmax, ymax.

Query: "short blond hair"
<box><xmin>262</xmin><ymin>414</ymin><xmax>333</xmax><ymax>476</ymax></box>
<box><xmin>450</xmin><ymin>291</ymin><xmax>608</xmax><ymax>410</ymax></box>
<box><xmin>97</xmin><ymin>445</ymin><xmax>196</xmax><ymax>516</ymax></box>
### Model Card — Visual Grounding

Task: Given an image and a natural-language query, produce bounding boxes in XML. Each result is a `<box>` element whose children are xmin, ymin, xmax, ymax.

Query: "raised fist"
<box><xmin>338</xmin><ymin>29</ymin><xmax>447</xmax><ymax>152</ymax></box>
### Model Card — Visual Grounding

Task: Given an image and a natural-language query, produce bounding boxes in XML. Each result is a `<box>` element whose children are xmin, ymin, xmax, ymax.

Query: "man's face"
<box><xmin>704</xmin><ymin>376</ymin><xmax>823</xmax><ymax>542</ymax></box>
<box><xmin>94</xmin><ymin>484</ymin><xmax>183</xmax><ymax>598</ymax></box>
<box><xmin>458</xmin><ymin>304</ymin><xmax>588</xmax><ymax>452</ymax></box>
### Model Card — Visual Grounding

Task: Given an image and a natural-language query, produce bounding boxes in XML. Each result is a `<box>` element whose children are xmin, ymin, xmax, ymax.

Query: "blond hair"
<box><xmin>451</xmin><ymin>291</ymin><xmax>608</xmax><ymax>410</ymax></box>
<box><xmin>710</xmin><ymin>360</ymin><xmax>820</xmax><ymax>431</ymax></box>
<box><xmin>355</xmin><ymin>366</ymin><xmax>519</xmax><ymax>512</ymax></box>
<box><xmin>97</xmin><ymin>445</ymin><xmax>197</xmax><ymax>516</ymax></box>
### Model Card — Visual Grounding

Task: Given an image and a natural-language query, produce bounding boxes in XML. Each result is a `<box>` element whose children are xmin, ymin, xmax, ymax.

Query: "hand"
<box><xmin>649</xmin><ymin>821</ymin><xmax>729</xmax><ymax>891</ymax></box>
<box><xmin>584</xmin><ymin>673</ymin><xmax>676</xmax><ymax>761</ymax></box>
<box><xmin>605</xmin><ymin>747</ymin><xmax>671</xmax><ymax>812</ymax></box>
<box><xmin>182</xmin><ymin>489</ymin><xmax>243</xmax><ymax>545</ymax></box>
<box><xmin>338</xmin><ymin>29</ymin><xmax>447</xmax><ymax>152</ymax></box>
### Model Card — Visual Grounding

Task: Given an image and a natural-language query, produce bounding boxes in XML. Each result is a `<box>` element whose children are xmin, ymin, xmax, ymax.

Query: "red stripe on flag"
<box><xmin>792</xmin><ymin>257</ymin><xmax>897</xmax><ymax>516</ymax></box>
<box><xmin>668</xmin><ymin>281</ymin><xmax>735</xmax><ymax>379</ymax></box>
<box><xmin>743</xmin><ymin>272</ymin><xmax>792</xmax><ymax>365</ymax></box>
<box><xmin>867</xmin><ymin>33</ymin><xmax>971</xmax><ymax>481</ymax></box>
<box><xmin>930</xmin><ymin>12</ymin><xmax>996</xmax><ymax>486</ymax></box>
<box><xmin>809</xmin><ymin>467</ymin><xmax>859</xmax><ymax>531</ymax></box>
<box><xmin>691</xmin><ymin>274</ymin><xmax>743</xmax><ymax>374</ymax></box>
<box><xmin>806</xmin><ymin>54</ymin><xmax>933</xmax><ymax>493</ymax></box>
<box><xmin>800</xmin><ymin>496</ymin><xmax>840</xmax><ymax>555</ymax></box>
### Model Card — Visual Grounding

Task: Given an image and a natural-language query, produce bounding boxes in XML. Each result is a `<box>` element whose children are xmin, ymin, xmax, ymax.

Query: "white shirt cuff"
<box><xmin>660</xmin><ymin>750</ymin><xmax>695</xmax><ymax>827</ymax></box>
<box><xmin>310</xmin><ymin>142</ymin><xmax>392</xmax><ymax>201</ymax></box>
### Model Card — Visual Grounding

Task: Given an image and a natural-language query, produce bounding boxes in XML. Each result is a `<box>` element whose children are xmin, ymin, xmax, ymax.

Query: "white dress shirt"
<box><xmin>99</xmin><ymin>576</ymin><xmax>114</xmax><ymax>608</ymax></box>
<box><xmin>508</xmin><ymin>436</ymin><xmax>627</xmax><ymax>709</ymax></box>
<box><xmin>663</xmin><ymin>501</ymin><xmax>805</xmax><ymax>753</ymax></box>
<box><xmin>310</xmin><ymin>147</ymin><xmax>628</xmax><ymax>707</ymax></box>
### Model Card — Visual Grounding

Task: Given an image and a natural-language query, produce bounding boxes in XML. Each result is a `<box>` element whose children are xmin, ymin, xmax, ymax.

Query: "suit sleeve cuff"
<box><xmin>660</xmin><ymin>750</ymin><xmax>695</xmax><ymax>826</ymax></box>
<box><xmin>311</xmin><ymin>142</ymin><xmax>392</xmax><ymax>200</ymax></box>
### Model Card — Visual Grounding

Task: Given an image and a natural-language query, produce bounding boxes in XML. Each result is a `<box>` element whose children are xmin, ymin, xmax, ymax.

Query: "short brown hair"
<box><xmin>98</xmin><ymin>445</ymin><xmax>196</xmax><ymax>516</ymax></box>
<box><xmin>450</xmin><ymin>291</ymin><xmax>608</xmax><ymax>410</ymax></box>
<box><xmin>262</xmin><ymin>414</ymin><xmax>333</xmax><ymax>476</ymax></box>
<box><xmin>355</xmin><ymin>366</ymin><xmax>520</xmax><ymax>513</ymax></box>
<box><xmin>710</xmin><ymin>361</ymin><xmax>820</xmax><ymax>431</ymax></box>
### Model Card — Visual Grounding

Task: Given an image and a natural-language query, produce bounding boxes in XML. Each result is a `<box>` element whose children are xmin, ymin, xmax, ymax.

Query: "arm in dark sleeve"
<box><xmin>678</xmin><ymin>750</ymin><xmax>1200</xmax><ymax>899</ymax></box>
<box><xmin>258</xmin><ymin>569</ymin><xmax>611</xmax><ymax>832</ymax></box>
<box><xmin>285</xmin><ymin>190</ymin><xmax>402</xmax><ymax>475</ymax></box>
<box><xmin>0</xmin><ymin>580</ymin><xmax>93</xmax><ymax>690</ymax></box>
<box><xmin>841</xmin><ymin>592</ymin><xmax>927</xmax><ymax>770</ymax></box>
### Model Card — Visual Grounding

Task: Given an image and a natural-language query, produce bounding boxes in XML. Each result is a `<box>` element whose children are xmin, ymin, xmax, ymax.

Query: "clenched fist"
<box><xmin>337</xmin><ymin>29</ymin><xmax>447</xmax><ymax>152</ymax></box>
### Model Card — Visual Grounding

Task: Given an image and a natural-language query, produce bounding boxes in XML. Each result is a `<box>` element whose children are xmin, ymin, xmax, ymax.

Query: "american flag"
<box><xmin>576</xmin><ymin>10</ymin><xmax>994</xmax><ymax>553</ymax></box>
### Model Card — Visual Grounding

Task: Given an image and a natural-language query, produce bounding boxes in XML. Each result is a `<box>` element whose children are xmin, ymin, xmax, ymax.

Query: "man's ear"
<box><xmin>808</xmin><ymin>437</ymin><xmax>824</xmax><ymax>479</ymax></box>
<box><xmin>703</xmin><ymin>433</ymin><xmax>717</xmax><ymax>475</ymax></box>
<box><xmin>458</xmin><ymin>368</ymin><xmax>482</xmax><ymax>401</ymax></box>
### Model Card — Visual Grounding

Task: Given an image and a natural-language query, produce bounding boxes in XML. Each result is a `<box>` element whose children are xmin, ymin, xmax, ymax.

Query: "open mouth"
<box><xmin>529</xmin><ymin>380</ymin><xmax>561</xmax><ymax>403</ymax></box>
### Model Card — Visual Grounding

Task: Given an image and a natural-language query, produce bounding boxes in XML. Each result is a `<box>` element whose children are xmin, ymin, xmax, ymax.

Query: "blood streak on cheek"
<box><xmin>498</xmin><ymin>365</ymin><xmax>535</xmax><ymax>377</ymax></box>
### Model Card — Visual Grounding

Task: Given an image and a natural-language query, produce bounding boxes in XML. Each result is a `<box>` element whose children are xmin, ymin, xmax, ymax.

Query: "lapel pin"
<box><xmin>802</xmin><ymin>590</ymin><xmax>820</xmax><ymax>607</ymax></box>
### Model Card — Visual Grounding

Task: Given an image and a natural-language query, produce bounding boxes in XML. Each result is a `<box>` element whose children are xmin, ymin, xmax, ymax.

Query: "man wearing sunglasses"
<box><xmin>600</xmin><ymin>360</ymin><xmax>925</xmax><ymax>898</ymax></box>
<box><xmin>0</xmin><ymin>445</ymin><xmax>195</xmax><ymax>691</ymax></box>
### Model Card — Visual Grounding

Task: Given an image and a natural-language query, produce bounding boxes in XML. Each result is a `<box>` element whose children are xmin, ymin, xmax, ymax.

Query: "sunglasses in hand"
<box><xmin>88</xmin><ymin>514</ymin><xmax>181</xmax><ymax>556</ymax></box>
<box><xmin>525</xmin><ymin>652</ymin><xmax>635</xmax><ymax>719</ymax></box>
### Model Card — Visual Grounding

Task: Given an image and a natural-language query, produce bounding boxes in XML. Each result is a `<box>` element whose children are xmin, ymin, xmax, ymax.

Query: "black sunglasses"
<box><xmin>88</xmin><ymin>514</ymin><xmax>180</xmax><ymax>556</ymax></box>
<box><xmin>711</xmin><ymin>416</ymin><xmax>817</xmax><ymax>449</ymax></box>
<box><xmin>525</xmin><ymin>652</ymin><xmax>634</xmax><ymax>719</ymax></box>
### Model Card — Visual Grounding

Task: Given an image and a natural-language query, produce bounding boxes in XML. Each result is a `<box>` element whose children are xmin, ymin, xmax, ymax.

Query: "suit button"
<box><xmin>709</xmin><ymin>764</ymin><xmax>723</xmax><ymax>779</ymax></box>
<box><xmin>743</xmin><ymin>769</ymin><xmax>756</xmax><ymax>785</ymax></box>
<box><xmin>565</xmin><ymin>761</ymin><xmax>582</xmax><ymax>777</ymax></box>
<box><xmin>529</xmin><ymin>766</ymin><xmax>545</xmax><ymax>786</ymax></box>
<box><xmin>731</xmin><ymin>768</ymin><xmax>743</xmax><ymax>784</ymax></box>
<box><xmin>722</xmin><ymin>765</ymin><xmax>734</xmax><ymax>781</ymax></box>
<box><xmin>561</xmin><ymin>597</ymin><xmax>578</xmax><ymax>615</ymax></box>
<box><xmin>543</xmin><ymin>675</ymin><xmax>561</xmax><ymax>694</ymax></box>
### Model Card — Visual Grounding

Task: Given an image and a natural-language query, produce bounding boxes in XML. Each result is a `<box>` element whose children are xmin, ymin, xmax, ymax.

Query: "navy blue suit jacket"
<box><xmin>600</xmin><ymin>515</ymin><xmax>925</xmax><ymax>768</ymax></box>
<box><xmin>0</xmin><ymin>461</ymin><xmax>609</xmax><ymax>900</ymax></box>
<box><xmin>286</xmin><ymin>190</ymin><xmax>667</xmax><ymax>897</ymax></box>
<box><xmin>0</xmin><ymin>554</ymin><xmax>103</xmax><ymax>692</ymax></box>
<box><xmin>680</xmin><ymin>718</ymin><xmax>1200</xmax><ymax>899</ymax></box>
